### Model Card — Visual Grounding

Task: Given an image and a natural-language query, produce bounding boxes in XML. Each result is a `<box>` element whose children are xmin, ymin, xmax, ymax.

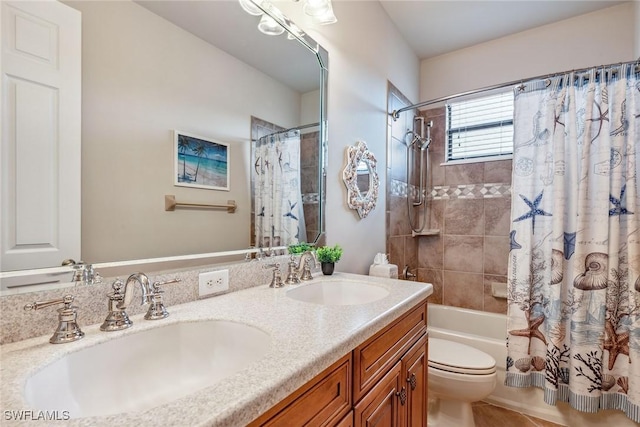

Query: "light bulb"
<box><xmin>303</xmin><ymin>0</ymin><xmax>330</xmax><ymax>17</ymax></box>
<box><xmin>258</xmin><ymin>15</ymin><xmax>285</xmax><ymax>36</ymax></box>
<box><xmin>315</xmin><ymin>6</ymin><xmax>337</xmax><ymax>25</ymax></box>
<box><xmin>238</xmin><ymin>0</ymin><xmax>263</xmax><ymax>16</ymax></box>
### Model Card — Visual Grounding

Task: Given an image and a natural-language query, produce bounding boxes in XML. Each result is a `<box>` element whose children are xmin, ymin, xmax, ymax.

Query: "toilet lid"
<box><xmin>429</xmin><ymin>338</ymin><xmax>496</xmax><ymax>375</ymax></box>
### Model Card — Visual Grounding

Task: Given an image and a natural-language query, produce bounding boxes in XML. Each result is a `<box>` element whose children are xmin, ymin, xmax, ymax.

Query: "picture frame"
<box><xmin>174</xmin><ymin>130</ymin><xmax>230</xmax><ymax>191</ymax></box>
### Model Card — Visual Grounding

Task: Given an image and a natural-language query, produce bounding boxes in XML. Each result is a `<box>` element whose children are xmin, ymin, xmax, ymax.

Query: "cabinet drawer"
<box><xmin>353</xmin><ymin>301</ymin><xmax>427</xmax><ymax>402</ymax></box>
<box><xmin>249</xmin><ymin>354</ymin><xmax>352</xmax><ymax>427</ymax></box>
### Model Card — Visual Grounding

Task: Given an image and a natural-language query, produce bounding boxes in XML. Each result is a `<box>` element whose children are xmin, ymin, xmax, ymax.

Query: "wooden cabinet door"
<box><xmin>401</xmin><ymin>334</ymin><xmax>428</xmax><ymax>427</ymax></box>
<box><xmin>353</xmin><ymin>302</ymin><xmax>427</xmax><ymax>402</ymax></box>
<box><xmin>354</xmin><ymin>361</ymin><xmax>403</xmax><ymax>427</ymax></box>
<box><xmin>336</xmin><ymin>410</ymin><xmax>354</xmax><ymax>427</ymax></box>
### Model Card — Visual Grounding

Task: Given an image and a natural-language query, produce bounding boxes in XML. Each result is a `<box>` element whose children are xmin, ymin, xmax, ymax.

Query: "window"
<box><xmin>446</xmin><ymin>91</ymin><xmax>514</xmax><ymax>162</ymax></box>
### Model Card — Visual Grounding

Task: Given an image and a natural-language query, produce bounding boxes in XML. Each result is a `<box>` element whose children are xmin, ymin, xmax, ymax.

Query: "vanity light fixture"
<box><xmin>239</xmin><ymin>0</ymin><xmax>337</xmax><ymax>37</ymax></box>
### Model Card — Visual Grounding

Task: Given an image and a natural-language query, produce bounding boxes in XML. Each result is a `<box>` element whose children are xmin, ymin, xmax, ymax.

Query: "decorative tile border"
<box><xmin>302</xmin><ymin>192</ymin><xmax>320</xmax><ymax>204</ymax></box>
<box><xmin>389</xmin><ymin>179</ymin><xmax>511</xmax><ymax>200</ymax></box>
<box><xmin>430</xmin><ymin>183</ymin><xmax>511</xmax><ymax>200</ymax></box>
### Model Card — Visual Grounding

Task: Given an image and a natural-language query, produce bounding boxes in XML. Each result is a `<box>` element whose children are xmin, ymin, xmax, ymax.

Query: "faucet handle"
<box><xmin>300</xmin><ymin>258</ymin><xmax>314</xmax><ymax>281</ymax></box>
<box><xmin>24</xmin><ymin>295</ymin><xmax>84</xmax><ymax>344</ymax></box>
<box><xmin>264</xmin><ymin>263</ymin><xmax>284</xmax><ymax>288</ymax></box>
<box><xmin>285</xmin><ymin>256</ymin><xmax>300</xmax><ymax>285</ymax></box>
<box><xmin>145</xmin><ymin>278</ymin><xmax>181</xmax><ymax>320</ymax></box>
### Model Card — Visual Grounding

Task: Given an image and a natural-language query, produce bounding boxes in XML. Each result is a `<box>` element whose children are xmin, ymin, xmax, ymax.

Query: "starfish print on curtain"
<box><xmin>505</xmin><ymin>62</ymin><xmax>639</xmax><ymax>422</ymax></box>
<box><xmin>513</xmin><ymin>191</ymin><xmax>552</xmax><ymax>233</ymax></box>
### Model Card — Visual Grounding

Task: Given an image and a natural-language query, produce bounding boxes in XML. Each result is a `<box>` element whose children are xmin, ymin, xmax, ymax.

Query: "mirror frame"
<box><xmin>0</xmin><ymin>1</ymin><xmax>328</xmax><ymax>291</ymax></box>
<box><xmin>342</xmin><ymin>140</ymin><xmax>379</xmax><ymax>219</ymax></box>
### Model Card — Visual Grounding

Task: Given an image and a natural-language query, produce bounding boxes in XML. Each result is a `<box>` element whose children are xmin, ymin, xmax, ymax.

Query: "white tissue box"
<box><xmin>369</xmin><ymin>264</ymin><xmax>398</xmax><ymax>279</ymax></box>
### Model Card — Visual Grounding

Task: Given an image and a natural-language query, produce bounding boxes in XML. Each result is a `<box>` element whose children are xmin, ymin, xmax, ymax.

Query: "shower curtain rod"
<box><xmin>258</xmin><ymin>122</ymin><xmax>320</xmax><ymax>139</ymax></box>
<box><xmin>390</xmin><ymin>59</ymin><xmax>640</xmax><ymax>120</ymax></box>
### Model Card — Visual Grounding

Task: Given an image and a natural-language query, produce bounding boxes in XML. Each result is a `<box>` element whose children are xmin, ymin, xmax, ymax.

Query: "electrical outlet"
<box><xmin>198</xmin><ymin>269</ymin><xmax>229</xmax><ymax>297</ymax></box>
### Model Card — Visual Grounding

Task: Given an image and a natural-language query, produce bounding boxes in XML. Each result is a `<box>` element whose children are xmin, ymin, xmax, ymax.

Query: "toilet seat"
<box><xmin>429</xmin><ymin>338</ymin><xmax>496</xmax><ymax>375</ymax></box>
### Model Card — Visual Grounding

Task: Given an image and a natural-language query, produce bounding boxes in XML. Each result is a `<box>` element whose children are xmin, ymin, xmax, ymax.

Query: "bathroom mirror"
<box><xmin>0</xmin><ymin>0</ymin><xmax>327</xmax><ymax>291</ymax></box>
<box><xmin>342</xmin><ymin>140</ymin><xmax>379</xmax><ymax>219</ymax></box>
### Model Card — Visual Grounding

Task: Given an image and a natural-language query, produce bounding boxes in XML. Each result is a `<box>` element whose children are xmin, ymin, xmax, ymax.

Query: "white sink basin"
<box><xmin>24</xmin><ymin>320</ymin><xmax>270</xmax><ymax>418</ymax></box>
<box><xmin>286</xmin><ymin>280</ymin><xmax>389</xmax><ymax>305</ymax></box>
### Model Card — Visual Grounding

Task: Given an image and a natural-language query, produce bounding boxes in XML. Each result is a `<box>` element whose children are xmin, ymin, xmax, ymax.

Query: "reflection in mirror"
<box><xmin>0</xmin><ymin>0</ymin><xmax>327</xmax><ymax>292</ymax></box>
<box><xmin>342</xmin><ymin>141</ymin><xmax>379</xmax><ymax>219</ymax></box>
<box><xmin>357</xmin><ymin>161</ymin><xmax>371</xmax><ymax>195</ymax></box>
<box><xmin>251</xmin><ymin>118</ymin><xmax>321</xmax><ymax>249</ymax></box>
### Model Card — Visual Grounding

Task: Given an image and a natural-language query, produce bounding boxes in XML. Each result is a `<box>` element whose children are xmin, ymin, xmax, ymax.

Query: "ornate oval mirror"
<box><xmin>342</xmin><ymin>140</ymin><xmax>379</xmax><ymax>219</ymax></box>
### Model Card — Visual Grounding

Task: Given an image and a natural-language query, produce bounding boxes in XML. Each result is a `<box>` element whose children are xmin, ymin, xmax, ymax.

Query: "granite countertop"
<box><xmin>0</xmin><ymin>272</ymin><xmax>432</xmax><ymax>426</ymax></box>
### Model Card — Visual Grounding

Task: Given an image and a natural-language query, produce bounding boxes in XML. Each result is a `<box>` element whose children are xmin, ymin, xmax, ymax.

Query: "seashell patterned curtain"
<box><xmin>506</xmin><ymin>63</ymin><xmax>639</xmax><ymax>422</ymax></box>
<box><xmin>254</xmin><ymin>130</ymin><xmax>306</xmax><ymax>248</ymax></box>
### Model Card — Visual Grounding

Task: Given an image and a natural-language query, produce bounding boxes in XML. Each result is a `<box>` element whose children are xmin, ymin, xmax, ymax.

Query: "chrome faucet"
<box><xmin>297</xmin><ymin>251</ymin><xmax>318</xmax><ymax>281</ymax></box>
<box><xmin>24</xmin><ymin>295</ymin><xmax>84</xmax><ymax>344</ymax></box>
<box><xmin>100</xmin><ymin>273</ymin><xmax>153</xmax><ymax>331</ymax></box>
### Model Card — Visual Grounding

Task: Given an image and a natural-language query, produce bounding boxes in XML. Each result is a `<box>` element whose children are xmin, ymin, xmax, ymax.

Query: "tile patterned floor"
<box><xmin>472</xmin><ymin>402</ymin><xmax>566</xmax><ymax>427</ymax></box>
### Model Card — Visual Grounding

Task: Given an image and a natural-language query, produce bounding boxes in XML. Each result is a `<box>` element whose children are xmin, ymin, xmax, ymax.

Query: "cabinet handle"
<box><xmin>396</xmin><ymin>387</ymin><xmax>407</xmax><ymax>405</ymax></box>
<box><xmin>407</xmin><ymin>372</ymin><xmax>417</xmax><ymax>390</ymax></box>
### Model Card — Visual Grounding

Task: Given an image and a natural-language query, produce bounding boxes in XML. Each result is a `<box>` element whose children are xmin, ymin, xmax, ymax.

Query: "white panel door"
<box><xmin>1</xmin><ymin>1</ymin><xmax>81</xmax><ymax>271</ymax></box>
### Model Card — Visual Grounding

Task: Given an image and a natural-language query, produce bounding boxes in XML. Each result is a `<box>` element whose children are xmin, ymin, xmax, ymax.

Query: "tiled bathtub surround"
<box><xmin>0</xmin><ymin>255</ymin><xmax>293</xmax><ymax>344</ymax></box>
<box><xmin>386</xmin><ymin>87</ymin><xmax>512</xmax><ymax>314</ymax></box>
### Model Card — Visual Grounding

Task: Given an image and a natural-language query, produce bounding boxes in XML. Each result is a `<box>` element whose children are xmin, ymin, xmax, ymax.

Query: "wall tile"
<box><xmin>404</xmin><ymin>236</ymin><xmax>418</xmax><ymax>271</ymax></box>
<box><xmin>483</xmin><ymin>274</ymin><xmax>508</xmax><ymax>314</ymax></box>
<box><xmin>443</xmin><ymin>271</ymin><xmax>483</xmax><ymax>310</ymax></box>
<box><xmin>445</xmin><ymin>162</ymin><xmax>484</xmax><ymax>185</ymax></box>
<box><xmin>444</xmin><ymin>235</ymin><xmax>483</xmax><ymax>273</ymax></box>
<box><xmin>388</xmin><ymin>235</ymin><xmax>405</xmax><ymax>269</ymax></box>
<box><xmin>444</xmin><ymin>199</ymin><xmax>484</xmax><ymax>235</ymax></box>
<box><xmin>484</xmin><ymin>197</ymin><xmax>511</xmax><ymax>236</ymax></box>
<box><xmin>484</xmin><ymin>159</ymin><xmax>512</xmax><ymax>183</ymax></box>
<box><xmin>389</xmin><ymin>195</ymin><xmax>410</xmax><ymax>236</ymax></box>
<box><xmin>483</xmin><ymin>236</ymin><xmax>510</xmax><ymax>275</ymax></box>
<box><xmin>418</xmin><ymin>235</ymin><xmax>443</xmax><ymax>269</ymax></box>
<box><xmin>300</xmin><ymin>132</ymin><xmax>319</xmax><ymax>169</ymax></box>
<box><xmin>428</xmin><ymin>199</ymin><xmax>445</xmax><ymax>230</ymax></box>
<box><xmin>418</xmin><ymin>268</ymin><xmax>442</xmax><ymax>304</ymax></box>
<box><xmin>430</xmin><ymin>149</ymin><xmax>445</xmax><ymax>187</ymax></box>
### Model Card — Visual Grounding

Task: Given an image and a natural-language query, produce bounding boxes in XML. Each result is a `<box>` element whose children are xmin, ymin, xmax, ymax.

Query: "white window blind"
<box><xmin>446</xmin><ymin>91</ymin><xmax>514</xmax><ymax>161</ymax></box>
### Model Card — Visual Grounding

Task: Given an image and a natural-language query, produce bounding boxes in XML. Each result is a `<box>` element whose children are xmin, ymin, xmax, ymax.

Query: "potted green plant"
<box><xmin>287</xmin><ymin>242</ymin><xmax>315</xmax><ymax>255</ymax></box>
<box><xmin>315</xmin><ymin>244</ymin><xmax>343</xmax><ymax>275</ymax></box>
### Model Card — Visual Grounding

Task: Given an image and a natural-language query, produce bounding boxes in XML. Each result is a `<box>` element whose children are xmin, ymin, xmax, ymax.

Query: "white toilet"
<box><xmin>428</xmin><ymin>337</ymin><xmax>497</xmax><ymax>427</ymax></box>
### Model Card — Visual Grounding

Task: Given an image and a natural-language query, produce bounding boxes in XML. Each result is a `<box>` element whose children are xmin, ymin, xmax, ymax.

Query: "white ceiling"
<box><xmin>379</xmin><ymin>0</ymin><xmax>627</xmax><ymax>60</ymax></box>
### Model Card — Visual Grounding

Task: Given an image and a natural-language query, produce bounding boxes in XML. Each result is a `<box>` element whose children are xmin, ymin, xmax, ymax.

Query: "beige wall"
<box><xmin>277</xmin><ymin>1</ymin><xmax>420</xmax><ymax>274</ymax></box>
<box><xmin>67</xmin><ymin>1</ymin><xmax>302</xmax><ymax>263</ymax></box>
<box><xmin>420</xmin><ymin>3</ymin><xmax>636</xmax><ymax>101</ymax></box>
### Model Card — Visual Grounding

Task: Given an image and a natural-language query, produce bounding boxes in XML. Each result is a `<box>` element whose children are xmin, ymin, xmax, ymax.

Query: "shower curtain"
<box><xmin>254</xmin><ymin>130</ymin><xmax>306</xmax><ymax>248</ymax></box>
<box><xmin>506</xmin><ymin>63</ymin><xmax>639</xmax><ymax>422</ymax></box>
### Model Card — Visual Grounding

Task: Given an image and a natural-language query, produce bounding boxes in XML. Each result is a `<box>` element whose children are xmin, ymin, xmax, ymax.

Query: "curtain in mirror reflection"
<box><xmin>254</xmin><ymin>130</ymin><xmax>306</xmax><ymax>248</ymax></box>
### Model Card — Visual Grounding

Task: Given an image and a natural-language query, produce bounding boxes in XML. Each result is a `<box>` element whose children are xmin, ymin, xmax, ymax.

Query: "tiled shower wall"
<box><xmin>386</xmin><ymin>83</ymin><xmax>512</xmax><ymax>314</ymax></box>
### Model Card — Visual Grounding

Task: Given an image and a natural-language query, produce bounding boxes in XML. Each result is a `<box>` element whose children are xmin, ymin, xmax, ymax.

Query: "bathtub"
<box><xmin>427</xmin><ymin>304</ymin><xmax>637</xmax><ymax>427</ymax></box>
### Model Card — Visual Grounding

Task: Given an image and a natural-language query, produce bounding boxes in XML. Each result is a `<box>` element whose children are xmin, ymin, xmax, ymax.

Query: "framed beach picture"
<box><xmin>174</xmin><ymin>130</ymin><xmax>230</xmax><ymax>191</ymax></box>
